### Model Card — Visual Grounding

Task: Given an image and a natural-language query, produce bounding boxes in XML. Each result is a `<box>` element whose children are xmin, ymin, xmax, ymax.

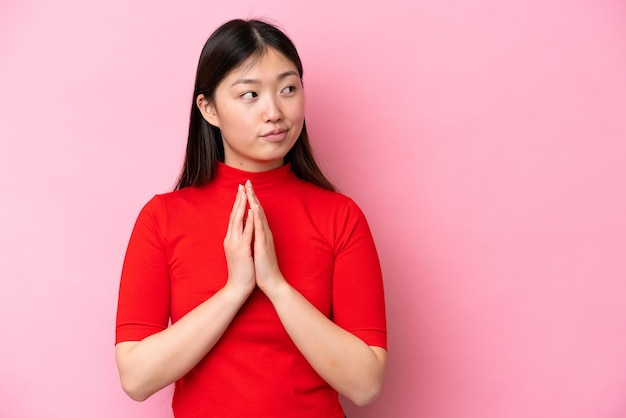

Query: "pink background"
<box><xmin>1</xmin><ymin>0</ymin><xmax>625</xmax><ymax>417</ymax></box>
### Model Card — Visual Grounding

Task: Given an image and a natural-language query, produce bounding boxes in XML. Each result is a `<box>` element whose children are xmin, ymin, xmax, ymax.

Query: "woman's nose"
<box><xmin>263</xmin><ymin>96</ymin><xmax>283</xmax><ymax>122</ymax></box>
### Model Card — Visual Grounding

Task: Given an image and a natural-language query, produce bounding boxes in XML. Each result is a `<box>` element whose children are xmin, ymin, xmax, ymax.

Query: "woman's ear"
<box><xmin>196</xmin><ymin>94</ymin><xmax>220</xmax><ymax>127</ymax></box>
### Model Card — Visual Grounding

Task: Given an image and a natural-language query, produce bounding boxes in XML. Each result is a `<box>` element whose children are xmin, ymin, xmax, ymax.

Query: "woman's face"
<box><xmin>198</xmin><ymin>48</ymin><xmax>305</xmax><ymax>172</ymax></box>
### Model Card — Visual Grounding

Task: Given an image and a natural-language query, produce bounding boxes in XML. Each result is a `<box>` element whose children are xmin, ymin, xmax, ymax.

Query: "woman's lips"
<box><xmin>261</xmin><ymin>128</ymin><xmax>288</xmax><ymax>142</ymax></box>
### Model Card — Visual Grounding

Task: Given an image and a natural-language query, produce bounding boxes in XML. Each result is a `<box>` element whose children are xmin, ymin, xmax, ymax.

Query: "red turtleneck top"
<box><xmin>116</xmin><ymin>162</ymin><xmax>386</xmax><ymax>418</ymax></box>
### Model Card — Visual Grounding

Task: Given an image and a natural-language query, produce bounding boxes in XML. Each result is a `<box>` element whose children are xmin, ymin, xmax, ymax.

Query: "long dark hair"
<box><xmin>175</xmin><ymin>19</ymin><xmax>335</xmax><ymax>191</ymax></box>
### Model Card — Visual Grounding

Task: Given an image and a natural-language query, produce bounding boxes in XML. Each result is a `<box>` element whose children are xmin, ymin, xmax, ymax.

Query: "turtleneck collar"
<box><xmin>212</xmin><ymin>162</ymin><xmax>295</xmax><ymax>193</ymax></box>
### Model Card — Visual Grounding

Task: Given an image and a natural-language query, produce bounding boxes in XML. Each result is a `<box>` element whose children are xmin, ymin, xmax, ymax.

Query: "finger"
<box><xmin>245</xmin><ymin>181</ymin><xmax>274</xmax><ymax>246</ymax></box>
<box><xmin>253</xmin><ymin>203</ymin><xmax>275</xmax><ymax>250</ymax></box>
<box><xmin>245</xmin><ymin>181</ymin><xmax>267</xmax><ymax>222</ymax></box>
<box><xmin>241</xmin><ymin>180</ymin><xmax>259</xmax><ymax>208</ymax></box>
<box><xmin>242</xmin><ymin>208</ymin><xmax>254</xmax><ymax>242</ymax></box>
<box><xmin>252</xmin><ymin>203</ymin><xmax>264</xmax><ymax>241</ymax></box>
<box><xmin>226</xmin><ymin>184</ymin><xmax>245</xmax><ymax>237</ymax></box>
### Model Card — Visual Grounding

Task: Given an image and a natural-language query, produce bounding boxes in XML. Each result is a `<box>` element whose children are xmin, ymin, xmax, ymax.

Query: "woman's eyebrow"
<box><xmin>230</xmin><ymin>70</ymin><xmax>299</xmax><ymax>87</ymax></box>
<box><xmin>277</xmin><ymin>70</ymin><xmax>299</xmax><ymax>80</ymax></box>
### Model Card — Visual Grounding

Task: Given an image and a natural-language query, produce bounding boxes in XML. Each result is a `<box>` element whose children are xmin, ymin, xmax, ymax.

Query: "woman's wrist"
<box><xmin>261</xmin><ymin>276</ymin><xmax>292</xmax><ymax>304</ymax></box>
<box><xmin>222</xmin><ymin>280</ymin><xmax>255</xmax><ymax>304</ymax></box>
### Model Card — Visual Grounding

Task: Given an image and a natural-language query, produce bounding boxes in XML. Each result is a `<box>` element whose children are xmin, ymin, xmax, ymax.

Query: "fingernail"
<box><xmin>238</xmin><ymin>184</ymin><xmax>243</xmax><ymax>192</ymax></box>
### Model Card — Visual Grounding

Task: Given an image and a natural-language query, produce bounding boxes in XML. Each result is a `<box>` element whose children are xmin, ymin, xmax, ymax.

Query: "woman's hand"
<box><xmin>115</xmin><ymin>185</ymin><xmax>258</xmax><ymax>402</ymax></box>
<box><xmin>223</xmin><ymin>184</ymin><xmax>256</xmax><ymax>296</ymax></box>
<box><xmin>244</xmin><ymin>181</ymin><xmax>386</xmax><ymax>405</ymax></box>
<box><xmin>245</xmin><ymin>180</ymin><xmax>288</xmax><ymax>297</ymax></box>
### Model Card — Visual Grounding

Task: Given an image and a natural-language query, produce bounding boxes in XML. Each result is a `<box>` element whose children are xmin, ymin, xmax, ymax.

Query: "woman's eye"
<box><xmin>241</xmin><ymin>91</ymin><xmax>258</xmax><ymax>99</ymax></box>
<box><xmin>282</xmin><ymin>86</ymin><xmax>296</xmax><ymax>94</ymax></box>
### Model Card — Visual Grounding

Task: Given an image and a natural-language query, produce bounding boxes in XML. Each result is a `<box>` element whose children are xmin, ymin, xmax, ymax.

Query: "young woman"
<box><xmin>115</xmin><ymin>18</ymin><xmax>387</xmax><ymax>417</ymax></box>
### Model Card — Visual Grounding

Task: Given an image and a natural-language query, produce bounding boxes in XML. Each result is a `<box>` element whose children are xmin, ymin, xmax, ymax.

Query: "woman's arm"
<box><xmin>116</xmin><ymin>185</ymin><xmax>256</xmax><ymax>401</ymax></box>
<box><xmin>116</xmin><ymin>284</ymin><xmax>251</xmax><ymax>401</ymax></box>
<box><xmin>264</xmin><ymin>283</ymin><xmax>387</xmax><ymax>406</ymax></box>
<box><xmin>245</xmin><ymin>181</ymin><xmax>387</xmax><ymax>406</ymax></box>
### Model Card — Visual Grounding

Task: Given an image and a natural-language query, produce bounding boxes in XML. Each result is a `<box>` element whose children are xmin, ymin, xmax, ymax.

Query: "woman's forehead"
<box><xmin>228</xmin><ymin>48</ymin><xmax>298</xmax><ymax>80</ymax></box>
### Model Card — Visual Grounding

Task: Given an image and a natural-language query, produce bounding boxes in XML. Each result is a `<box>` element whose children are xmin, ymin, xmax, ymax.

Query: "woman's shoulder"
<box><xmin>153</xmin><ymin>185</ymin><xmax>200</xmax><ymax>201</ymax></box>
<box><xmin>293</xmin><ymin>179</ymin><xmax>363</xmax><ymax>213</ymax></box>
<box><xmin>294</xmin><ymin>178</ymin><xmax>346</xmax><ymax>200</ymax></box>
<box><xmin>139</xmin><ymin>186</ymin><xmax>208</xmax><ymax>215</ymax></box>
